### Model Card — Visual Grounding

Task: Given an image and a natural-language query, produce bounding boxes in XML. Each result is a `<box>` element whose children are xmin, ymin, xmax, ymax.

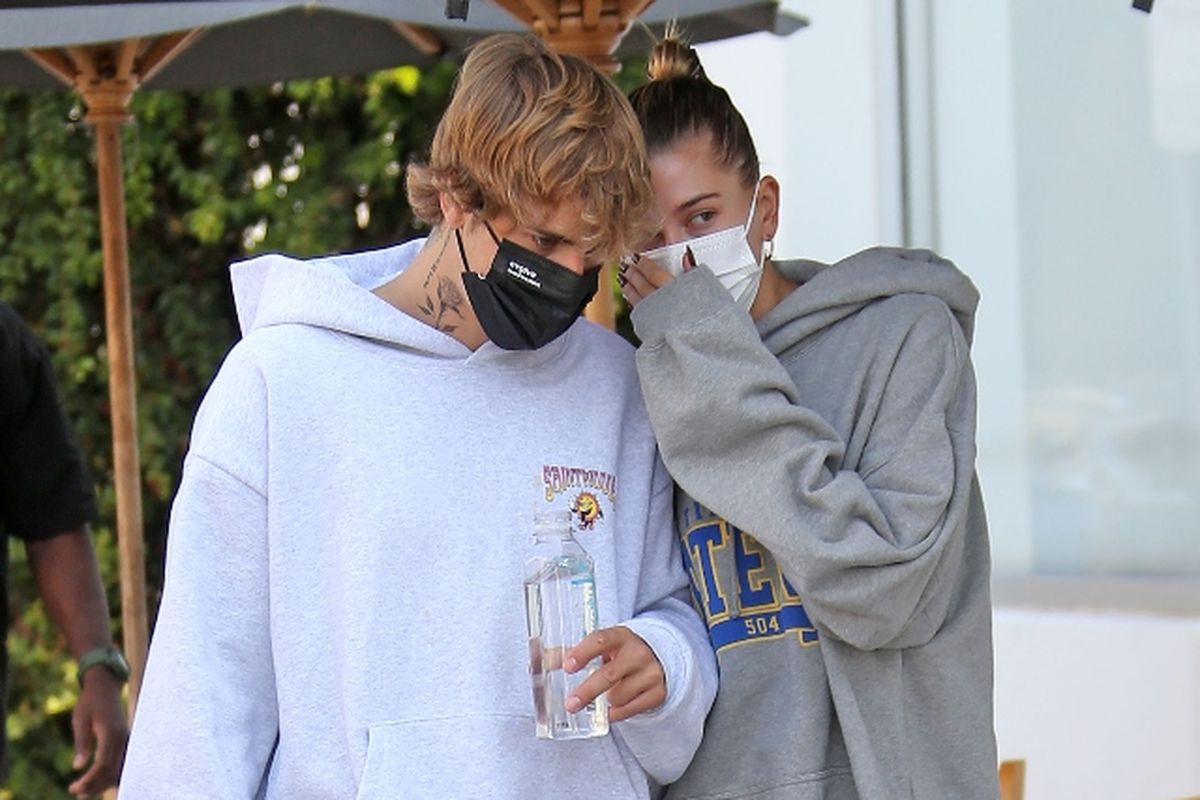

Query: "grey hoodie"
<box><xmin>631</xmin><ymin>247</ymin><xmax>998</xmax><ymax>800</ymax></box>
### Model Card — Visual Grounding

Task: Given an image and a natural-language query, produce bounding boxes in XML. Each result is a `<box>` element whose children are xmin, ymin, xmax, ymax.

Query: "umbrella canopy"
<box><xmin>0</xmin><ymin>1</ymin><xmax>514</xmax><ymax>88</ymax></box>
<box><xmin>0</xmin><ymin>1</ymin><xmax>807</xmax><ymax>86</ymax></box>
<box><xmin>0</xmin><ymin>0</ymin><xmax>806</xmax><ymax>705</ymax></box>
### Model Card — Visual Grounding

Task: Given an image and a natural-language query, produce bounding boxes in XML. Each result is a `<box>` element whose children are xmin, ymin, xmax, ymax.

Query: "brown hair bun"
<box><xmin>647</xmin><ymin>35</ymin><xmax>707</xmax><ymax>82</ymax></box>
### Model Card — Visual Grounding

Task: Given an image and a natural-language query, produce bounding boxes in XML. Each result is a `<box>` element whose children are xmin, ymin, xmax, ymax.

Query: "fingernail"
<box><xmin>565</xmin><ymin>695</ymin><xmax>582</xmax><ymax>712</ymax></box>
<box><xmin>563</xmin><ymin>657</ymin><xmax>578</xmax><ymax>672</ymax></box>
<box><xmin>617</xmin><ymin>274</ymin><xmax>628</xmax><ymax>287</ymax></box>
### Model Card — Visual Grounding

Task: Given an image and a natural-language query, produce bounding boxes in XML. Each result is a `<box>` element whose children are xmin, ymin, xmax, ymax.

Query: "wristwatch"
<box><xmin>77</xmin><ymin>646</ymin><xmax>131</xmax><ymax>687</ymax></box>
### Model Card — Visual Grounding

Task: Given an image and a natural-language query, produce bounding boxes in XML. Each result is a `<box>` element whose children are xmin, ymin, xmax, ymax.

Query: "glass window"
<box><xmin>918</xmin><ymin>0</ymin><xmax>1200</xmax><ymax>576</ymax></box>
<box><xmin>702</xmin><ymin>0</ymin><xmax>1200</xmax><ymax>577</ymax></box>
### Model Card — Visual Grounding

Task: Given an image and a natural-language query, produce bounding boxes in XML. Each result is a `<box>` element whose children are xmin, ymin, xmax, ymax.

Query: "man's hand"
<box><xmin>563</xmin><ymin>626</ymin><xmax>666</xmax><ymax>723</ymax></box>
<box><xmin>68</xmin><ymin>668</ymin><xmax>129</xmax><ymax>798</ymax></box>
<box><xmin>23</xmin><ymin>529</ymin><xmax>128</xmax><ymax>796</ymax></box>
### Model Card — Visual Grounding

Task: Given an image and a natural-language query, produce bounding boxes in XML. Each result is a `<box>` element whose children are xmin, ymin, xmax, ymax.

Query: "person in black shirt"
<box><xmin>0</xmin><ymin>299</ymin><xmax>129</xmax><ymax>797</ymax></box>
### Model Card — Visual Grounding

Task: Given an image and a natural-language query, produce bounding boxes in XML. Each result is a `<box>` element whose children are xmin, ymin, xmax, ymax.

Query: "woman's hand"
<box><xmin>619</xmin><ymin>248</ymin><xmax>692</xmax><ymax>308</ymax></box>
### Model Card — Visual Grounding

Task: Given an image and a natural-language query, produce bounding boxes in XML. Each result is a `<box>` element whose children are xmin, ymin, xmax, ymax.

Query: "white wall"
<box><xmin>994</xmin><ymin>607</ymin><xmax>1200</xmax><ymax>799</ymax></box>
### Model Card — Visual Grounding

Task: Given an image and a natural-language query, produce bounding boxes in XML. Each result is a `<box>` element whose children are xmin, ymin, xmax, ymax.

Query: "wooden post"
<box><xmin>998</xmin><ymin>759</ymin><xmax>1026</xmax><ymax>800</ymax></box>
<box><xmin>583</xmin><ymin>263</ymin><xmax>618</xmax><ymax>328</ymax></box>
<box><xmin>27</xmin><ymin>32</ymin><xmax>204</xmax><ymax>717</ymax></box>
<box><xmin>80</xmin><ymin>75</ymin><xmax>148</xmax><ymax>711</ymax></box>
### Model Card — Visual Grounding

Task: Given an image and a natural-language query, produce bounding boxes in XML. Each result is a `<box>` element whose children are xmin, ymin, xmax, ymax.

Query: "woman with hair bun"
<box><xmin>621</xmin><ymin>36</ymin><xmax>999</xmax><ymax>800</ymax></box>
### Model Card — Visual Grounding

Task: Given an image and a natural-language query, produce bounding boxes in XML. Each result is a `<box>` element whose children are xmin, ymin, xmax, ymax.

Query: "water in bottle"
<box><xmin>523</xmin><ymin>511</ymin><xmax>609</xmax><ymax>740</ymax></box>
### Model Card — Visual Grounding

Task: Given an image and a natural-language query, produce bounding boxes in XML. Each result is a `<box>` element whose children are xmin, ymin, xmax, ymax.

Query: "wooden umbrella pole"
<box><xmin>583</xmin><ymin>264</ymin><xmax>617</xmax><ymax>327</ymax></box>
<box><xmin>82</xmin><ymin>78</ymin><xmax>148</xmax><ymax>711</ymax></box>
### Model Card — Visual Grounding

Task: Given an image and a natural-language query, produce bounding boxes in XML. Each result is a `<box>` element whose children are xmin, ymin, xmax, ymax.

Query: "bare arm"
<box><xmin>25</xmin><ymin>526</ymin><xmax>129</xmax><ymax>798</ymax></box>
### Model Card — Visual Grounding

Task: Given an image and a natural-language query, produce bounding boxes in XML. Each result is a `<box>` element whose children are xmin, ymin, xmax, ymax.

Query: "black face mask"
<box><xmin>458</xmin><ymin>222</ymin><xmax>599</xmax><ymax>351</ymax></box>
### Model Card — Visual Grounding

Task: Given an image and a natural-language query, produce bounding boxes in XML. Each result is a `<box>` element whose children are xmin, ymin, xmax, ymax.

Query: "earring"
<box><xmin>763</xmin><ymin>239</ymin><xmax>775</xmax><ymax>261</ymax></box>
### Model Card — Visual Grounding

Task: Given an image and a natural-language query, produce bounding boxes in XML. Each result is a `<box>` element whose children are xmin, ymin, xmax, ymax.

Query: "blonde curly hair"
<box><xmin>406</xmin><ymin>34</ymin><xmax>657</xmax><ymax>263</ymax></box>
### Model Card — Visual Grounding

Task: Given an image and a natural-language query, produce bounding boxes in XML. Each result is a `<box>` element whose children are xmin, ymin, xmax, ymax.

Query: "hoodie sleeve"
<box><xmin>614</xmin><ymin>455</ymin><xmax>719</xmax><ymax>784</ymax></box>
<box><xmin>121</xmin><ymin>344</ymin><xmax>278</xmax><ymax>799</ymax></box>
<box><xmin>631</xmin><ymin>267</ymin><xmax>977</xmax><ymax>652</ymax></box>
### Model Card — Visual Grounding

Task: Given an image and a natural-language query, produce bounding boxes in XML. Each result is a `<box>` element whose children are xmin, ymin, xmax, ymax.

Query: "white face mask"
<box><xmin>640</xmin><ymin>181</ymin><xmax>765</xmax><ymax>312</ymax></box>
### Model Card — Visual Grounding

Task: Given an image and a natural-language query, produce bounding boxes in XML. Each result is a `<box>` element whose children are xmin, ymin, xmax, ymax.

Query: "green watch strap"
<box><xmin>77</xmin><ymin>645</ymin><xmax>131</xmax><ymax>687</ymax></box>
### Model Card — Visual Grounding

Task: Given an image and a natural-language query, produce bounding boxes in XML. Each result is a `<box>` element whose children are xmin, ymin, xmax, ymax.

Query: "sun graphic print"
<box><xmin>570</xmin><ymin>491</ymin><xmax>604</xmax><ymax>530</ymax></box>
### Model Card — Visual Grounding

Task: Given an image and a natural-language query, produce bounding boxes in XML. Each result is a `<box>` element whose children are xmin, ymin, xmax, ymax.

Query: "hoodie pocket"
<box><xmin>354</xmin><ymin>713</ymin><xmax>641</xmax><ymax>800</ymax></box>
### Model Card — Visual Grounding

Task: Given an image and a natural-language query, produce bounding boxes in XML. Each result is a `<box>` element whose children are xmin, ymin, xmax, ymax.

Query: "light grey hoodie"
<box><xmin>631</xmin><ymin>247</ymin><xmax>998</xmax><ymax>800</ymax></box>
<box><xmin>120</xmin><ymin>239</ymin><xmax>718</xmax><ymax>799</ymax></box>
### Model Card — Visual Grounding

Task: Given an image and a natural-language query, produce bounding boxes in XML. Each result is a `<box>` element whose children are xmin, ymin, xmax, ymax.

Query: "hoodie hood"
<box><xmin>759</xmin><ymin>247</ymin><xmax>979</xmax><ymax>355</ymax></box>
<box><xmin>229</xmin><ymin>239</ymin><xmax>477</xmax><ymax>361</ymax></box>
<box><xmin>228</xmin><ymin>238</ymin><xmax>589</xmax><ymax>367</ymax></box>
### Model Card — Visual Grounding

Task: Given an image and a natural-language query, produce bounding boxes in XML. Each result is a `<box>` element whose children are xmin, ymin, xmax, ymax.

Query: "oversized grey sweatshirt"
<box><xmin>120</xmin><ymin>239</ymin><xmax>718</xmax><ymax>799</ymax></box>
<box><xmin>631</xmin><ymin>247</ymin><xmax>998</xmax><ymax>800</ymax></box>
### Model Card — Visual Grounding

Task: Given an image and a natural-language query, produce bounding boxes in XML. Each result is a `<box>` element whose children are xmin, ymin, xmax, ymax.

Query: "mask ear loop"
<box><xmin>457</xmin><ymin>218</ymin><xmax>502</xmax><ymax>275</ymax></box>
<box><xmin>455</xmin><ymin>228</ymin><xmax>472</xmax><ymax>273</ymax></box>
<box><xmin>745</xmin><ymin>178</ymin><xmax>767</xmax><ymax>267</ymax></box>
<box><xmin>744</xmin><ymin>178</ymin><xmax>763</xmax><ymax>230</ymax></box>
<box><xmin>482</xmin><ymin>219</ymin><xmax>502</xmax><ymax>246</ymax></box>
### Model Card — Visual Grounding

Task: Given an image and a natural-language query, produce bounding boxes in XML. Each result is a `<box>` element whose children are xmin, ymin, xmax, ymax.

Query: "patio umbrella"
<box><xmin>0</xmin><ymin>1</ymin><xmax>807</xmax><ymax>86</ymax></box>
<box><xmin>0</xmin><ymin>0</ymin><xmax>807</xmax><ymax>704</ymax></box>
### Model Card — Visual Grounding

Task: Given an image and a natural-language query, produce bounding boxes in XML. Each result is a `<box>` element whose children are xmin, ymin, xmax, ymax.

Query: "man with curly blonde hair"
<box><xmin>395</xmin><ymin>33</ymin><xmax>657</xmax><ymax>350</ymax></box>
<box><xmin>121</xmin><ymin>33</ymin><xmax>716</xmax><ymax>799</ymax></box>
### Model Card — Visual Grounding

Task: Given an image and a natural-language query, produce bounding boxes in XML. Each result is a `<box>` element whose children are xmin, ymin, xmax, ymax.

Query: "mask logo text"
<box><xmin>507</xmin><ymin>261</ymin><xmax>542</xmax><ymax>288</ymax></box>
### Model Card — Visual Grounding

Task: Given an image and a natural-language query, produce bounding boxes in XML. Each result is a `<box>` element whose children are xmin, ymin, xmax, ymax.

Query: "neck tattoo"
<box><xmin>421</xmin><ymin>228</ymin><xmax>451</xmax><ymax>291</ymax></box>
<box><xmin>415</xmin><ymin>228</ymin><xmax>467</xmax><ymax>333</ymax></box>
